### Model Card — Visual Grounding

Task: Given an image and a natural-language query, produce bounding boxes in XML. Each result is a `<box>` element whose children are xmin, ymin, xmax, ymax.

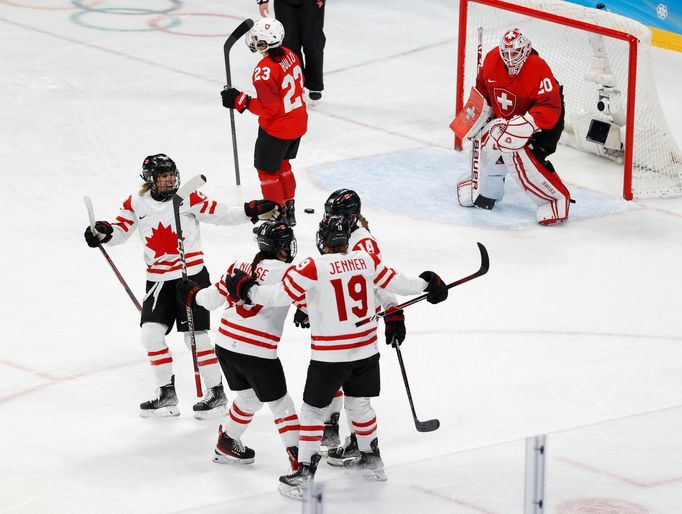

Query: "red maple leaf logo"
<box><xmin>145</xmin><ymin>223</ymin><xmax>179</xmax><ymax>259</ymax></box>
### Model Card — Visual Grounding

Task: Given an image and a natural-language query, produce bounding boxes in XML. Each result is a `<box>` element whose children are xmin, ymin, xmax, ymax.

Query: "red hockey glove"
<box><xmin>84</xmin><ymin>221</ymin><xmax>113</xmax><ymax>247</ymax></box>
<box><xmin>384</xmin><ymin>309</ymin><xmax>406</xmax><ymax>347</ymax></box>
<box><xmin>493</xmin><ymin>113</ymin><xmax>538</xmax><ymax>152</ymax></box>
<box><xmin>244</xmin><ymin>200</ymin><xmax>280</xmax><ymax>223</ymax></box>
<box><xmin>419</xmin><ymin>271</ymin><xmax>448</xmax><ymax>304</ymax></box>
<box><xmin>176</xmin><ymin>279</ymin><xmax>201</xmax><ymax>308</ymax></box>
<box><xmin>221</xmin><ymin>87</ymin><xmax>251</xmax><ymax>113</ymax></box>
<box><xmin>226</xmin><ymin>269</ymin><xmax>257</xmax><ymax>303</ymax></box>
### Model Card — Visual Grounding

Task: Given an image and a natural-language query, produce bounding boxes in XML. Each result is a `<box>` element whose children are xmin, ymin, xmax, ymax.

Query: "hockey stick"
<box><xmin>172</xmin><ymin>174</ymin><xmax>208</xmax><ymax>398</ymax></box>
<box><xmin>393</xmin><ymin>340</ymin><xmax>440</xmax><ymax>432</ymax></box>
<box><xmin>355</xmin><ymin>242</ymin><xmax>490</xmax><ymax>327</ymax></box>
<box><xmin>83</xmin><ymin>196</ymin><xmax>142</xmax><ymax>312</ymax></box>
<box><xmin>223</xmin><ymin>19</ymin><xmax>254</xmax><ymax>205</ymax></box>
<box><xmin>469</xmin><ymin>26</ymin><xmax>484</xmax><ymax>205</ymax></box>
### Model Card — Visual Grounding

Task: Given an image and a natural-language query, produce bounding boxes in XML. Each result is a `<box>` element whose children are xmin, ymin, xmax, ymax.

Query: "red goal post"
<box><xmin>456</xmin><ymin>0</ymin><xmax>682</xmax><ymax>200</ymax></box>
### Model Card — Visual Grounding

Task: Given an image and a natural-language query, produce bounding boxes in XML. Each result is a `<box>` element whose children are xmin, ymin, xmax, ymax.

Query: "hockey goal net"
<box><xmin>456</xmin><ymin>0</ymin><xmax>682</xmax><ymax>199</ymax></box>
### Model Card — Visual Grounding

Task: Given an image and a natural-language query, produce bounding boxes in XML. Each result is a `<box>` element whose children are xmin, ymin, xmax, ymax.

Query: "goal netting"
<box><xmin>456</xmin><ymin>0</ymin><xmax>682</xmax><ymax>199</ymax></box>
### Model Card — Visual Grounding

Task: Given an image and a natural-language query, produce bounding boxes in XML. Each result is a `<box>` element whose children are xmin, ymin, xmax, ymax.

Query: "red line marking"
<box><xmin>0</xmin><ymin>359</ymin><xmax>60</xmax><ymax>380</ymax></box>
<box><xmin>411</xmin><ymin>485</ymin><xmax>500</xmax><ymax>514</ymax></box>
<box><xmin>559</xmin><ymin>457</ymin><xmax>682</xmax><ymax>488</ymax></box>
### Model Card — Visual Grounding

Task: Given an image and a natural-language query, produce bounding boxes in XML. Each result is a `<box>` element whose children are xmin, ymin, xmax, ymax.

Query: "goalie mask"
<box><xmin>140</xmin><ymin>153</ymin><xmax>179</xmax><ymax>202</ymax></box>
<box><xmin>255</xmin><ymin>221</ymin><xmax>297</xmax><ymax>263</ymax></box>
<box><xmin>499</xmin><ymin>28</ymin><xmax>531</xmax><ymax>76</ymax></box>
<box><xmin>245</xmin><ymin>18</ymin><xmax>285</xmax><ymax>53</ymax></box>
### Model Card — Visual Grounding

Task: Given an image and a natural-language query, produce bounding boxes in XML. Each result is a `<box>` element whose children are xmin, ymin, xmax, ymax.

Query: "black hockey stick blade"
<box><xmin>416</xmin><ymin>418</ymin><xmax>440</xmax><ymax>432</ymax></box>
<box><xmin>223</xmin><ymin>19</ymin><xmax>254</xmax><ymax>85</ymax></box>
<box><xmin>355</xmin><ymin>242</ymin><xmax>490</xmax><ymax>327</ymax></box>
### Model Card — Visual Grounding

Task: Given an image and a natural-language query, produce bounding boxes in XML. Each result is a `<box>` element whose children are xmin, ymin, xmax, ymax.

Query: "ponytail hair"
<box><xmin>358</xmin><ymin>215</ymin><xmax>370</xmax><ymax>232</ymax></box>
<box><xmin>250</xmin><ymin>250</ymin><xmax>276</xmax><ymax>277</ymax></box>
<box><xmin>268</xmin><ymin>46</ymin><xmax>286</xmax><ymax>62</ymax></box>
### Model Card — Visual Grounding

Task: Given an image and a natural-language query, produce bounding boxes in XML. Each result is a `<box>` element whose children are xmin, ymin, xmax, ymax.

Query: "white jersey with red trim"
<box><xmin>106</xmin><ymin>190</ymin><xmax>248</xmax><ymax>281</ymax></box>
<box><xmin>249</xmin><ymin>250</ymin><xmax>427</xmax><ymax>363</ymax></box>
<box><xmin>349</xmin><ymin>226</ymin><xmax>398</xmax><ymax>311</ymax></box>
<box><xmin>195</xmin><ymin>258</ymin><xmax>292</xmax><ymax>359</ymax></box>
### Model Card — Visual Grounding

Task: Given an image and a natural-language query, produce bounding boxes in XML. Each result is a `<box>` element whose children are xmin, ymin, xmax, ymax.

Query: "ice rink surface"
<box><xmin>1</xmin><ymin>1</ymin><xmax>681</xmax><ymax>513</ymax></box>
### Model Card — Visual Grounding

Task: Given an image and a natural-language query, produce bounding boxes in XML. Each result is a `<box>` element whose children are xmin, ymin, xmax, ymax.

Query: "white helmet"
<box><xmin>499</xmin><ymin>28</ymin><xmax>531</xmax><ymax>75</ymax></box>
<box><xmin>245</xmin><ymin>18</ymin><xmax>285</xmax><ymax>53</ymax></box>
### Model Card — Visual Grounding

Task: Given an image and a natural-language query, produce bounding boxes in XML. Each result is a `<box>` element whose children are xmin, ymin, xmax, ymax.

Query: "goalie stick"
<box><xmin>355</xmin><ymin>242</ymin><xmax>490</xmax><ymax>327</ymax></box>
<box><xmin>83</xmin><ymin>196</ymin><xmax>142</xmax><ymax>312</ymax></box>
<box><xmin>172</xmin><ymin>174</ymin><xmax>208</xmax><ymax>398</ymax></box>
<box><xmin>223</xmin><ymin>19</ymin><xmax>254</xmax><ymax>205</ymax></box>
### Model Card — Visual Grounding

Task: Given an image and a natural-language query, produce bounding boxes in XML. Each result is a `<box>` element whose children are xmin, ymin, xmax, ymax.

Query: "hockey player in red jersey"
<box><xmin>83</xmin><ymin>154</ymin><xmax>280</xmax><ymax>419</ymax></box>
<box><xmin>176</xmin><ymin>221</ymin><xmax>301</xmax><ymax>471</ymax></box>
<box><xmin>295</xmin><ymin>189</ymin><xmax>406</xmax><ymax>463</ymax></box>
<box><xmin>456</xmin><ymin>28</ymin><xmax>571</xmax><ymax>225</ymax></box>
<box><xmin>225</xmin><ymin>215</ymin><xmax>449</xmax><ymax>499</ymax></box>
<box><xmin>221</xmin><ymin>17</ymin><xmax>308</xmax><ymax>227</ymax></box>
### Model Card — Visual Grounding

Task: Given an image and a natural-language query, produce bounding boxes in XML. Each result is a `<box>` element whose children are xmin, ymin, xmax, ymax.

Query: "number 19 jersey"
<box><xmin>248</xmin><ymin>47</ymin><xmax>308</xmax><ymax>140</ymax></box>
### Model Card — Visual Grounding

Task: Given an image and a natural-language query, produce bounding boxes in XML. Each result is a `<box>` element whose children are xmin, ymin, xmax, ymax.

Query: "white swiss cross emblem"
<box><xmin>465</xmin><ymin>106</ymin><xmax>477</xmax><ymax>120</ymax></box>
<box><xmin>493</xmin><ymin>87</ymin><xmax>516</xmax><ymax>115</ymax></box>
<box><xmin>504</xmin><ymin>30</ymin><xmax>518</xmax><ymax>43</ymax></box>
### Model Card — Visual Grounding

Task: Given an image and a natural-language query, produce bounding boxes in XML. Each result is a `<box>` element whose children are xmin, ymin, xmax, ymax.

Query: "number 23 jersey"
<box><xmin>248</xmin><ymin>46</ymin><xmax>308</xmax><ymax>140</ymax></box>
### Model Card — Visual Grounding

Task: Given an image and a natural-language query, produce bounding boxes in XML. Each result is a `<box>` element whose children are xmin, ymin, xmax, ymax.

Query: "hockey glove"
<box><xmin>419</xmin><ymin>271</ymin><xmax>448</xmax><ymax>304</ymax></box>
<box><xmin>493</xmin><ymin>113</ymin><xmax>538</xmax><ymax>152</ymax></box>
<box><xmin>293</xmin><ymin>308</ymin><xmax>310</xmax><ymax>329</ymax></box>
<box><xmin>244</xmin><ymin>199</ymin><xmax>280</xmax><ymax>223</ymax></box>
<box><xmin>84</xmin><ymin>221</ymin><xmax>113</xmax><ymax>247</ymax></box>
<box><xmin>384</xmin><ymin>309</ymin><xmax>405</xmax><ymax>347</ymax></box>
<box><xmin>226</xmin><ymin>269</ymin><xmax>257</xmax><ymax>303</ymax></box>
<box><xmin>176</xmin><ymin>279</ymin><xmax>201</xmax><ymax>308</ymax></box>
<box><xmin>221</xmin><ymin>87</ymin><xmax>251</xmax><ymax>113</ymax></box>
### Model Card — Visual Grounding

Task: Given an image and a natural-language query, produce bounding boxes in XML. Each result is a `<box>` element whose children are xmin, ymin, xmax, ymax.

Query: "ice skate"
<box><xmin>343</xmin><ymin>438</ymin><xmax>387</xmax><ymax>481</ymax></box>
<box><xmin>308</xmin><ymin>91</ymin><xmax>322</xmax><ymax>105</ymax></box>
<box><xmin>278</xmin><ymin>453</ymin><xmax>320</xmax><ymax>500</ymax></box>
<box><xmin>139</xmin><ymin>375</ymin><xmax>180</xmax><ymax>418</ymax></box>
<box><xmin>321</xmin><ymin>411</ymin><xmax>340</xmax><ymax>452</ymax></box>
<box><xmin>286</xmin><ymin>446</ymin><xmax>300</xmax><ymax>472</ymax></box>
<box><xmin>193</xmin><ymin>383</ymin><xmax>228</xmax><ymax>420</ymax></box>
<box><xmin>327</xmin><ymin>432</ymin><xmax>360</xmax><ymax>466</ymax></box>
<box><xmin>212</xmin><ymin>425</ymin><xmax>255</xmax><ymax>464</ymax></box>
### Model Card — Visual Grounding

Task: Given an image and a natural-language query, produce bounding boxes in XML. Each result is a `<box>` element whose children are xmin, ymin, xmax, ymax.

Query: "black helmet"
<box><xmin>140</xmin><ymin>154</ymin><xmax>180</xmax><ymax>202</ymax></box>
<box><xmin>316</xmin><ymin>214</ymin><xmax>351</xmax><ymax>254</ymax></box>
<box><xmin>255</xmin><ymin>221</ymin><xmax>297</xmax><ymax>263</ymax></box>
<box><xmin>324</xmin><ymin>189</ymin><xmax>361</xmax><ymax>228</ymax></box>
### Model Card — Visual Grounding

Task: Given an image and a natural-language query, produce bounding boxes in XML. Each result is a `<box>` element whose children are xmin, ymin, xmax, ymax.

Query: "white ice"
<box><xmin>1</xmin><ymin>1</ymin><xmax>681</xmax><ymax>513</ymax></box>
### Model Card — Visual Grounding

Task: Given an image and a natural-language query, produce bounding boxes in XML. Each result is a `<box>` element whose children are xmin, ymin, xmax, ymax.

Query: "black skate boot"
<box><xmin>192</xmin><ymin>383</ymin><xmax>228</xmax><ymax>420</ymax></box>
<box><xmin>308</xmin><ymin>91</ymin><xmax>322</xmax><ymax>103</ymax></box>
<box><xmin>139</xmin><ymin>375</ymin><xmax>180</xmax><ymax>418</ymax></box>
<box><xmin>284</xmin><ymin>199</ymin><xmax>296</xmax><ymax>227</ymax></box>
<box><xmin>343</xmin><ymin>437</ymin><xmax>386</xmax><ymax>481</ymax></box>
<box><xmin>286</xmin><ymin>446</ymin><xmax>300</xmax><ymax>472</ymax></box>
<box><xmin>321</xmin><ymin>411</ymin><xmax>340</xmax><ymax>452</ymax></box>
<box><xmin>212</xmin><ymin>425</ymin><xmax>255</xmax><ymax>465</ymax></box>
<box><xmin>327</xmin><ymin>432</ymin><xmax>360</xmax><ymax>467</ymax></box>
<box><xmin>278</xmin><ymin>453</ymin><xmax>321</xmax><ymax>500</ymax></box>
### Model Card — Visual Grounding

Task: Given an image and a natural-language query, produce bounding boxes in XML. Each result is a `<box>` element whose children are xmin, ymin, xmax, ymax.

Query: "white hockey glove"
<box><xmin>493</xmin><ymin>113</ymin><xmax>538</xmax><ymax>152</ymax></box>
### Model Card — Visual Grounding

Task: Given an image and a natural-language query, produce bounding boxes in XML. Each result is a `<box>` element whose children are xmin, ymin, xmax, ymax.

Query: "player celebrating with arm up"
<box><xmin>221</xmin><ymin>18</ymin><xmax>308</xmax><ymax>227</ymax></box>
<box><xmin>176</xmin><ymin>221</ymin><xmax>302</xmax><ymax>471</ymax></box>
<box><xmin>225</xmin><ymin>215</ymin><xmax>449</xmax><ymax>499</ymax></box>
<box><xmin>455</xmin><ymin>28</ymin><xmax>571</xmax><ymax>225</ymax></box>
<box><xmin>83</xmin><ymin>154</ymin><xmax>279</xmax><ymax>419</ymax></box>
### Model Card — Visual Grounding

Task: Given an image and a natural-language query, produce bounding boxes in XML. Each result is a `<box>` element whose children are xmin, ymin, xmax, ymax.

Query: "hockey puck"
<box><xmin>304</xmin><ymin>208</ymin><xmax>315</xmax><ymax>214</ymax></box>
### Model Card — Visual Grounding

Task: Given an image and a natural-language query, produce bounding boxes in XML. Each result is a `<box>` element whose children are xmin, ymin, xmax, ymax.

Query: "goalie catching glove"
<box><xmin>221</xmin><ymin>87</ymin><xmax>251</xmax><ymax>113</ymax></box>
<box><xmin>491</xmin><ymin>113</ymin><xmax>538</xmax><ymax>152</ymax></box>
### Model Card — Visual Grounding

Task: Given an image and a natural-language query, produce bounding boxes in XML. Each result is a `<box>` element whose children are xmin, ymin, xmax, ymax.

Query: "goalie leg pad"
<box><xmin>502</xmin><ymin>148</ymin><xmax>571</xmax><ymax>224</ymax></box>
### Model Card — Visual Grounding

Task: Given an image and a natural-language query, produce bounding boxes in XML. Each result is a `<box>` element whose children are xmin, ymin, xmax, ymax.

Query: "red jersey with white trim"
<box><xmin>195</xmin><ymin>258</ymin><xmax>291</xmax><ymax>360</ymax></box>
<box><xmin>475</xmin><ymin>49</ymin><xmax>562</xmax><ymax>130</ymax></box>
<box><xmin>105</xmin><ymin>191</ymin><xmax>248</xmax><ymax>281</ymax></box>
<box><xmin>248</xmin><ymin>47</ymin><xmax>308</xmax><ymax>140</ymax></box>
<box><xmin>249</xmin><ymin>250</ymin><xmax>427</xmax><ymax>363</ymax></box>
<box><xmin>349</xmin><ymin>226</ymin><xmax>397</xmax><ymax>311</ymax></box>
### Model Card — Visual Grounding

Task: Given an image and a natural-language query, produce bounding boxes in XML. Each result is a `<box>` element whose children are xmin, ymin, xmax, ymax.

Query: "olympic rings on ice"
<box><xmin>147</xmin><ymin>12</ymin><xmax>241</xmax><ymax>38</ymax></box>
<box><xmin>71</xmin><ymin>7</ymin><xmax>182</xmax><ymax>32</ymax></box>
<box><xmin>71</xmin><ymin>0</ymin><xmax>181</xmax><ymax>15</ymax></box>
<box><xmin>0</xmin><ymin>0</ymin><xmax>101</xmax><ymax>10</ymax></box>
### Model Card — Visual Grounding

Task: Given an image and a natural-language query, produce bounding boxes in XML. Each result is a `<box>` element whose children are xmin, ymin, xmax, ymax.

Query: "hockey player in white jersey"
<box><xmin>83</xmin><ymin>154</ymin><xmax>280</xmax><ymax>418</ymax></box>
<box><xmin>299</xmin><ymin>189</ymin><xmax>405</xmax><ymax>463</ymax></box>
<box><xmin>225</xmin><ymin>215</ymin><xmax>449</xmax><ymax>499</ymax></box>
<box><xmin>176</xmin><ymin>221</ymin><xmax>301</xmax><ymax>471</ymax></box>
